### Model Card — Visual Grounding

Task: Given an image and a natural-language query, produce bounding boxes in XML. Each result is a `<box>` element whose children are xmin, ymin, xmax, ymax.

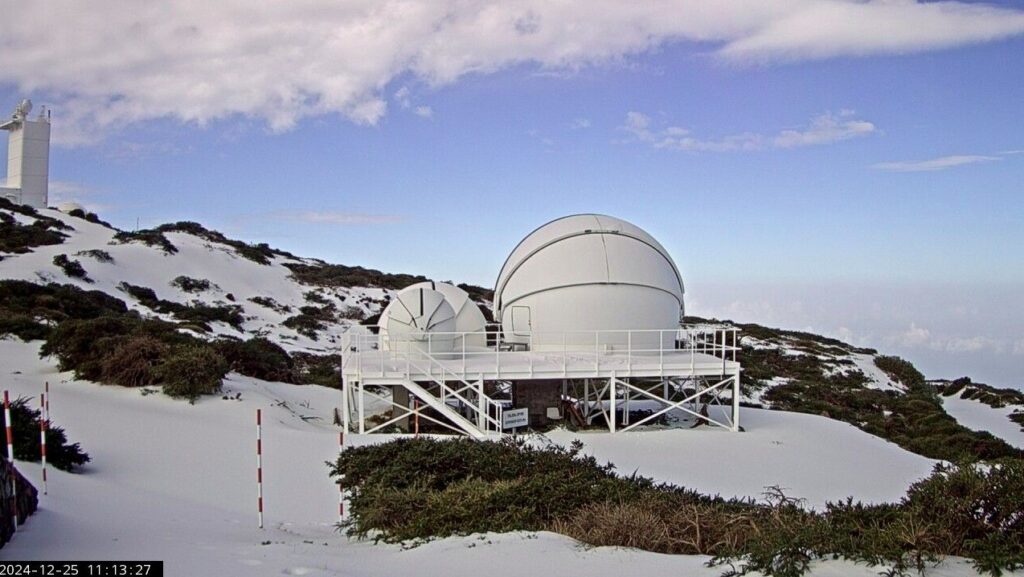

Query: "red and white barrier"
<box><xmin>4</xmin><ymin>391</ymin><xmax>17</xmax><ymax>530</ymax></box>
<box><xmin>256</xmin><ymin>409</ymin><xmax>264</xmax><ymax>529</ymax></box>
<box><xmin>44</xmin><ymin>382</ymin><xmax>50</xmax><ymax>423</ymax></box>
<box><xmin>39</xmin><ymin>393</ymin><xmax>48</xmax><ymax>495</ymax></box>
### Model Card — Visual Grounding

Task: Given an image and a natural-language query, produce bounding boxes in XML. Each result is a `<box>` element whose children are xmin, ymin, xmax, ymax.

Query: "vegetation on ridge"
<box><xmin>333</xmin><ymin>438</ymin><xmax>1024</xmax><ymax>577</ymax></box>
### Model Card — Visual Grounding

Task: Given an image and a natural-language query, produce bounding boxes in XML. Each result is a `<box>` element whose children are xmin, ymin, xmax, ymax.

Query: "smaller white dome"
<box><xmin>404</xmin><ymin>281</ymin><xmax>487</xmax><ymax>348</ymax></box>
<box><xmin>378</xmin><ymin>286</ymin><xmax>457</xmax><ymax>353</ymax></box>
<box><xmin>57</xmin><ymin>202</ymin><xmax>85</xmax><ymax>214</ymax></box>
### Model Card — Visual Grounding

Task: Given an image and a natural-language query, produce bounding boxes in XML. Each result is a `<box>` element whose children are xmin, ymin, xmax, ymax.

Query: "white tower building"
<box><xmin>1</xmin><ymin>99</ymin><xmax>51</xmax><ymax>209</ymax></box>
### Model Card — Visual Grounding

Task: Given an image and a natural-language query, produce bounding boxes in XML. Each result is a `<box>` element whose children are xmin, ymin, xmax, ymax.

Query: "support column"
<box><xmin>731</xmin><ymin>373</ymin><xmax>740</xmax><ymax>432</ymax></box>
<box><xmin>341</xmin><ymin>376</ymin><xmax>350</xmax><ymax>432</ymax></box>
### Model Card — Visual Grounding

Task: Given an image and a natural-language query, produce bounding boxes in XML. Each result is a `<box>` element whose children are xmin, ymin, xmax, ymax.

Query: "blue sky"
<box><xmin>1</xmin><ymin>1</ymin><xmax>1022</xmax><ymax>386</ymax></box>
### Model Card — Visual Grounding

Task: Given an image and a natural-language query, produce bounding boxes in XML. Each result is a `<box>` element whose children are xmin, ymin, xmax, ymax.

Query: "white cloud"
<box><xmin>773</xmin><ymin>110</ymin><xmax>876</xmax><ymax>148</ymax></box>
<box><xmin>622</xmin><ymin>110</ymin><xmax>875</xmax><ymax>152</ymax></box>
<box><xmin>394</xmin><ymin>86</ymin><xmax>412</xmax><ymax>109</ymax></box>
<box><xmin>414</xmin><ymin>106</ymin><xmax>433</xmax><ymax>118</ymax></box>
<box><xmin>1014</xmin><ymin>340</ymin><xmax>1024</xmax><ymax>356</ymax></box>
<box><xmin>886</xmin><ymin>323</ymin><xmax>1008</xmax><ymax>354</ymax></box>
<box><xmin>896</xmin><ymin>323</ymin><xmax>932</xmax><ymax>347</ymax></box>
<box><xmin>1</xmin><ymin>1</ymin><xmax>1022</xmax><ymax>143</ymax></box>
<box><xmin>570</xmin><ymin>118</ymin><xmax>592</xmax><ymax>130</ymax></box>
<box><xmin>872</xmin><ymin>154</ymin><xmax>1002</xmax><ymax>172</ymax></box>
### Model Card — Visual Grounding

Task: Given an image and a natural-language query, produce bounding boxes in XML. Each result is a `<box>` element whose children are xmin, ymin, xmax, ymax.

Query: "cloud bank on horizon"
<box><xmin>2</xmin><ymin>0</ymin><xmax>1024</xmax><ymax>145</ymax></box>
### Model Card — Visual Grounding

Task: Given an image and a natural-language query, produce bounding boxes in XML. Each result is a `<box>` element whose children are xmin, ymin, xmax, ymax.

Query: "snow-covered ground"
<box><xmin>2</xmin><ymin>208</ymin><xmax>1019</xmax><ymax>575</ymax></box>
<box><xmin>942</xmin><ymin>392</ymin><xmax>1024</xmax><ymax>450</ymax></box>
<box><xmin>0</xmin><ymin>208</ymin><xmax>385</xmax><ymax>353</ymax></box>
<box><xmin>2</xmin><ymin>338</ymin><xmax>1002</xmax><ymax>576</ymax></box>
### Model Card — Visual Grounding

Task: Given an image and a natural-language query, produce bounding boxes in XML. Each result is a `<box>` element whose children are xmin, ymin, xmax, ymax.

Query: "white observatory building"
<box><xmin>1</xmin><ymin>99</ymin><xmax>51</xmax><ymax>209</ymax></box>
<box><xmin>495</xmin><ymin>214</ymin><xmax>684</xmax><ymax>351</ymax></box>
<box><xmin>343</xmin><ymin>214</ymin><xmax>741</xmax><ymax>438</ymax></box>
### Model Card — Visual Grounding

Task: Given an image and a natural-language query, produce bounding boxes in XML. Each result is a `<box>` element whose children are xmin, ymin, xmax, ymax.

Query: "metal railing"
<box><xmin>342</xmin><ymin>325</ymin><xmax>740</xmax><ymax>380</ymax></box>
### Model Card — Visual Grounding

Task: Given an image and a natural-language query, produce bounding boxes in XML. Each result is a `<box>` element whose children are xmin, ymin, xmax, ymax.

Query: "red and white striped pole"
<box><xmin>256</xmin><ymin>409</ymin><xmax>264</xmax><ymax>529</ymax></box>
<box><xmin>39</xmin><ymin>393</ymin><xmax>48</xmax><ymax>495</ymax></box>
<box><xmin>338</xmin><ymin>431</ymin><xmax>344</xmax><ymax>523</ymax></box>
<box><xmin>4</xmin><ymin>391</ymin><xmax>17</xmax><ymax>530</ymax></box>
<box><xmin>44</xmin><ymin>382</ymin><xmax>50</xmax><ymax>423</ymax></box>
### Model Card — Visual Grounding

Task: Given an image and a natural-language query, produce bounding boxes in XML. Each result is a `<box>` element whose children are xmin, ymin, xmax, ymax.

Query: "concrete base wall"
<box><xmin>512</xmin><ymin>379</ymin><xmax>562</xmax><ymax>428</ymax></box>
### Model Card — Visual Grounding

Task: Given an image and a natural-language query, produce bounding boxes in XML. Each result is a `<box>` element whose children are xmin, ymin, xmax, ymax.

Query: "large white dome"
<box><xmin>494</xmin><ymin>214</ymin><xmax>684</xmax><ymax>349</ymax></box>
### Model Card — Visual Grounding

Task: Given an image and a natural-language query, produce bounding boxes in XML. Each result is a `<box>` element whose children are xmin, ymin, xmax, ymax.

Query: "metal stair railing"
<box><xmin>404</xmin><ymin>351</ymin><xmax>505</xmax><ymax>435</ymax></box>
<box><xmin>399</xmin><ymin>379</ymin><xmax>488</xmax><ymax>439</ymax></box>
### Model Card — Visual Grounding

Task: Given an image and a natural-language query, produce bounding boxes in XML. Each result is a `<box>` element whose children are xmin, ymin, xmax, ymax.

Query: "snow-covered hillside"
<box><xmin>0</xmin><ymin>205</ymin><xmax>389</xmax><ymax>353</ymax></box>
<box><xmin>2</xmin><ymin>203</ymin><xmax>1023</xmax><ymax>575</ymax></box>
<box><xmin>1</xmin><ymin>338</ymin><xmax>972</xmax><ymax>577</ymax></box>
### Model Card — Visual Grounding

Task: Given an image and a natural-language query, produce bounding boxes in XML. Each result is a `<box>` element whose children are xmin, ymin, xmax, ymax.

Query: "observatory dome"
<box><xmin>494</xmin><ymin>214</ymin><xmax>684</xmax><ymax>350</ymax></box>
<box><xmin>378</xmin><ymin>285</ymin><xmax>457</xmax><ymax>353</ymax></box>
<box><xmin>403</xmin><ymin>281</ymin><xmax>488</xmax><ymax>349</ymax></box>
<box><xmin>57</xmin><ymin>202</ymin><xmax>84</xmax><ymax>214</ymax></box>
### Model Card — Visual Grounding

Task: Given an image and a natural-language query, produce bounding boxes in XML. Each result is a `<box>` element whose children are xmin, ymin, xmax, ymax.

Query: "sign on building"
<box><xmin>502</xmin><ymin>408</ymin><xmax>529</xmax><ymax>430</ymax></box>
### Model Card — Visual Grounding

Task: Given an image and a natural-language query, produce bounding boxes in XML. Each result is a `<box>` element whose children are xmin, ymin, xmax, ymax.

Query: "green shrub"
<box><xmin>52</xmin><ymin>254</ymin><xmax>91</xmax><ymax>282</ymax></box>
<box><xmin>41</xmin><ymin>316</ymin><xmax>140</xmax><ymax>380</ymax></box>
<box><xmin>217</xmin><ymin>337</ymin><xmax>295</xmax><ymax>382</ymax></box>
<box><xmin>291</xmin><ymin>352</ymin><xmax>340</xmax><ymax>387</ymax></box>
<box><xmin>158</xmin><ymin>346</ymin><xmax>229</xmax><ymax>401</ymax></box>
<box><xmin>0</xmin><ymin>396</ymin><xmax>90</xmax><ymax>472</ymax></box>
<box><xmin>118</xmin><ymin>282</ymin><xmax>160</xmax><ymax>305</ymax></box>
<box><xmin>0</xmin><ymin>211</ymin><xmax>68</xmax><ymax>253</ymax></box>
<box><xmin>153</xmin><ymin>221</ymin><xmax>293</xmax><ymax>264</ymax></box>
<box><xmin>170</xmin><ymin>276</ymin><xmax>214</xmax><ymax>293</ymax></box>
<box><xmin>285</xmin><ymin>262</ymin><xmax>429</xmax><ymax>290</ymax></box>
<box><xmin>173</xmin><ymin>277</ymin><xmax>207</xmax><ymax>293</ymax></box>
<box><xmin>99</xmin><ymin>334</ymin><xmax>169</xmax><ymax>387</ymax></box>
<box><xmin>75</xmin><ymin>249</ymin><xmax>114</xmax><ymax>263</ymax></box>
<box><xmin>874</xmin><ymin>356</ymin><xmax>926</xmax><ymax>388</ymax></box>
<box><xmin>283</xmin><ymin>304</ymin><xmax>336</xmax><ymax>339</ymax></box>
<box><xmin>113</xmin><ymin>229</ymin><xmax>178</xmax><ymax>254</ymax></box>
<box><xmin>173</xmin><ymin>303</ymin><xmax>244</xmax><ymax>330</ymax></box>
<box><xmin>333</xmin><ymin>439</ymin><xmax>1024</xmax><ymax>576</ymax></box>
<box><xmin>248</xmin><ymin>296</ymin><xmax>291</xmax><ymax>314</ymax></box>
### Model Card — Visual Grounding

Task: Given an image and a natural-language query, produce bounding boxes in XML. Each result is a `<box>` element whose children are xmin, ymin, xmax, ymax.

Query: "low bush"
<box><xmin>0</xmin><ymin>210</ymin><xmax>68</xmax><ymax>253</ymax></box>
<box><xmin>248</xmin><ymin>296</ymin><xmax>291</xmax><ymax>314</ymax></box>
<box><xmin>875</xmin><ymin>356</ymin><xmax>926</xmax><ymax>388</ymax></box>
<box><xmin>291</xmin><ymin>352</ymin><xmax>340</xmax><ymax>388</ymax></box>
<box><xmin>285</xmin><ymin>262</ymin><xmax>429</xmax><ymax>290</ymax></box>
<box><xmin>283</xmin><ymin>304</ymin><xmax>336</xmax><ymax>339</ymax></box>
<box><xmin>112</xmin><ymin>229</ymin><xmax>178</xmax><ymax>254</ymax></box>
<box><xmin>158</xmin><ymin>346</ymin><xmax>229</xmax><ymax>401</ymax></box>
<box><xmin>52</xmin><ymin>254</ymin><xmax>91</xmax><ymax>282</ymax></box>
<box><xmin>170</xmin><ymin>276</ymin><xmax>214</xmax><ymax>293</ymax></box>
<box><xmin>75</xmin><ymin>249</ymin><xmax>114</xmax><ymax>263</ymax></box>
<box><xmin>0</xmin><ymin>396</ymin><xmax>90</xmax><ymax>471</ymax></box>
<box><xmin>217</xmin><ymin>337</ymin><xmax>295</xmax><ymax>383</ymax></box>
<box><xmin>99</xmin><ymin>334</ymin><xmax>169</xmax><ymax>388</ymax></box>
<box><xmin>0</xmin><ymin>281</ymin><xmax>127</xmax><ymax>342</ymax></box>
<box><xmin>333</xmin><ymin>439</ymin><xmax>1024</xmax><ymax>576</ymax></box>
<box><xmin>173</xmin><ymin>303</ymin><xmax>244</xmax><ymax>330</ymax></box>
<box><xmin>153</xmin><ymin>221</ymin><xmax>294</xmax><ymax>264</ymax></box>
